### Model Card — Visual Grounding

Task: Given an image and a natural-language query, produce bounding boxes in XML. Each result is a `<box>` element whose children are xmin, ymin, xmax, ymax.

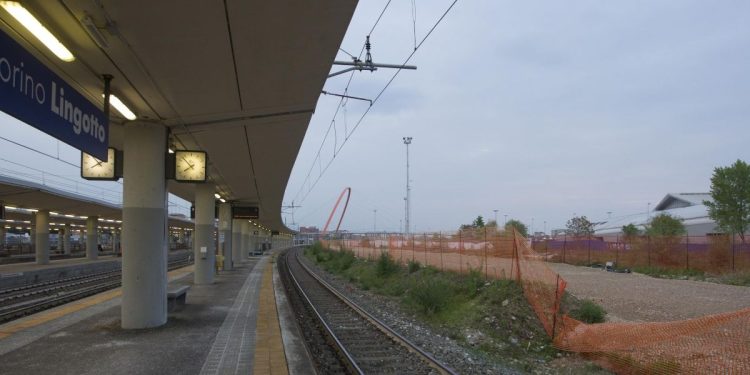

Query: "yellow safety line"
<box><xmin>0</xmin><ymin>265</ymin><xmax>195</xmax><ymax>339</ymax></box>
<box><xmin>252</xmin><ymin>260</ymin><xmax>289</xmax><ymax>375</ymax></box>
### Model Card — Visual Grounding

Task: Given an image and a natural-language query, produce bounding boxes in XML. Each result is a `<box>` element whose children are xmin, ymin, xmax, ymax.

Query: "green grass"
<box><xmin>713</xmin><ymin>271</ymin><xmax>750</xmax><ymax>286</ymax></box>
<box><xmin>305</xmin><ymin>244</ymin><xmax>564</xmax><ymax>371</ymax></box>
<box><xmin>569</xmin><ymin>299</ymin><xmax>607</xmax><ymax>324</ymax></box>
<box><xmin>632</xmin><ymin>265</ymin><xmax>705</xmax><ymax>280</ymax></box>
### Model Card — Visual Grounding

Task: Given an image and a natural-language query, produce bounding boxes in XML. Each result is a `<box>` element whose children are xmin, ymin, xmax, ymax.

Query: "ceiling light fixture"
<box><xmin>79</xmin><ymin>14</ymin><xmax>108</xmax><ymax>49</ymax></box>
<box><xmin>103</xmin><ymin>94</ymin><xmax>136</xmax><ymax>120</ymax></box>
<box><xmin>0</xmin><ymin>1</ymin><xmax>75</xmax><ymax>62</ymax></box>
<box><xmin>214</xmin><ymin>193</ymin><xmax>221</xmax><ymax>199</ymax></box>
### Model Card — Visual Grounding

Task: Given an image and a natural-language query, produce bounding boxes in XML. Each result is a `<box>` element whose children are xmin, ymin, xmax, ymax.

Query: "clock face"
<box><xmin>174</xmin><ymin>150</ymin><xmax>207</xmax><ymax>182</ymax></box>
<box><xmin>81</xmin><ymin>148</ymin><xmax>117</xmax><ymax>180</ymax></box>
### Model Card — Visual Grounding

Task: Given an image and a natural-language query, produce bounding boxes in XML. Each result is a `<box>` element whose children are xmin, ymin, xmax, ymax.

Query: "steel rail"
<box><xmin>286</xmin><ymin>248</ymin><xmax>458</xmax><ymax>375</ymax></box>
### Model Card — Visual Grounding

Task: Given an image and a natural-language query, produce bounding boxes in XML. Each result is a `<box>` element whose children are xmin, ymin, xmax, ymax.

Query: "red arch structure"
<box><xmin>322</xmin><ymin>187</ymin><xmax>351</xmax><ymax>234</ymax></box>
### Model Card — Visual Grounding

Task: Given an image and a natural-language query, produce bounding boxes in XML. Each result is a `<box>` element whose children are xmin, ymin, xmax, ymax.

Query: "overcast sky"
<box><xmin>284</xmin><ymin>0</ymin><xmax>750</xmax><ymax>233</ymax></box>
<box><xmin>2</xmin><ymin>1</ymin><xmax>748</xmax><ymax>234</ymax></box>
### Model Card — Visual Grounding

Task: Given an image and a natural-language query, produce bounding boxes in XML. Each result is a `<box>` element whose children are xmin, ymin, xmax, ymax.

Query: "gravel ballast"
<box><xmin>549</xmin><ymin>262</ymin><xmax>750</xmax><ymax>322</ymax></box>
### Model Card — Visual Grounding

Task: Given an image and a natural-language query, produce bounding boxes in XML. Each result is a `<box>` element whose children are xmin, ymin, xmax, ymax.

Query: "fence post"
<box><xmin>615</xmin><ymin>235</ymin><xmax>620</xmax><ymax>267</ymax></box>
<box><xmin>439</xmin><ymin>231</ymin><xmax>444</xmax><ymax>271</ymax></box>
<box><xmin>552</xmin><ymin>274</ymin><xmax>560</xmax><ymax>340</ymax></box>
<box><xmin>731</xmin><ymin>233</ymin><xmax>736</xmax><ymax>272</ymax></box>
<box><xmin>484</xmin><ymin>226</ymin><xmax>488</xmax><ymax>279</ymax></box>
<box><xmin>459</xmin><ymin>231</ymin><xmax>463</xmax><ymax>274</ymax></box>
<box><xmin>412</xmin><ymin>234</ymin><xmax>415</xmax><ymax>263</ymax></box>
<box><xmin>685</xmin><ymin>233</ymin><xmax>689</xmax><ymax>270</ymax></box>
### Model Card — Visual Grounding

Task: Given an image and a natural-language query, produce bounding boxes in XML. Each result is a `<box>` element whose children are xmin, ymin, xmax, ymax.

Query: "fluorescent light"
<box><xmin>214</xmin><ymin>193</ymin><xmax>221</xmax><ymax>199</ymax></box>
<box><xmin>0</xmin><ymin>2</ymin><xmax>75</xmax><ymax>62</ymax></box>
<box><xmin>5</xmin><ymin>206</ymin><xmax>17</xmax><ymax>210</ymax></box>
<box><xmin>103</xmin><ymin>94</ymin><xmax>136</xmax><ymax>120</ymax></box>
<box><xmin>168</xmin><ymin>148</ymin><xmax>175</xmax><ymax>154</ymax></box>
<box><xmin>219</xmin><ymin>198</ymin><xmax>226</xmax><ymax>203</ymax></box>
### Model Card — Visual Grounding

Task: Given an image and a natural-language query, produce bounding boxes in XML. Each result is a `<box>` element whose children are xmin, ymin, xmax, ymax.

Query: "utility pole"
<box><xmin>403</xmin><ymin>137</ymin><xmax>412</xmax><ymax>234</ymax></box>
<box><xmin>373</xmin><ymin>209</ymin><xmax>377</xmax><ymax>233</ymax></box>
<box><xmin>504</xmin><ymin>214</ymin><xmax>508</xmax><ymax>226</ymax></box>
<box><xmin>493</xmin><ymin>209</ymin><xmax>498</xmax><ymax>225</ymax></box>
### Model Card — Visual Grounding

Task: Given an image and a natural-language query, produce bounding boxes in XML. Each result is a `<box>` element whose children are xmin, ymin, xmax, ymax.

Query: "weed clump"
<box><xmin>408</xmin><ymin>278</ymin><xmax>453</xmax><ymax>314</ymax></box>
<box><xmin>408</xmin><ymin>260</ymin><xmax>421</xmax><ymax>274</ymax></box>
<box><xmin>375</xmin><ymin>253</ymin><xmax>399</xmax><ymax>277</ymax></box>
<box><xmin>570</xmin><ymin>299</ymin><xmax>606</xmax><ymax>323</ymax></box>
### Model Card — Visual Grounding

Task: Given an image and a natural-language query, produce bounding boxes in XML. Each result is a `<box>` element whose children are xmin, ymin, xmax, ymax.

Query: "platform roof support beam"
<box><xmin>86</xmin><ymin>216</ymin><xmax>99</xmax><ymax>260</ymax></box>
<box><xmin>121</xmin><ymin>123</ymin><xmax>168</xmax><ymax>329</ymax></box>
<box><xmin>218</xmin><ymin>203</ymin><xmax>232</xmax><ymax>271</ymax></box>
<box><xmin>35</xmin><ymin>210</ymin><xmax>49</xmax><ymax>265</ymax></box>
<box><xmin>194</xmin><ymin>182</ymin><xmax>216</xmax><ymax>284</ymax></box>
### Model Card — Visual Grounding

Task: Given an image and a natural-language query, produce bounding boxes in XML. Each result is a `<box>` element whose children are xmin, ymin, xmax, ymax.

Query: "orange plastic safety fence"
<box><xmin>319</xmin><ymin>229</ymin><xmax>750</xmax><ymax>373</ymax></box>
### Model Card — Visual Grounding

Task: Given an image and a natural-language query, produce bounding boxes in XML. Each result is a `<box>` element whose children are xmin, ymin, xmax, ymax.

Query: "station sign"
<box><xmin>0</xmin><ymin>29</ymin><xmax>108</xmax><ymax>159</ymax></box>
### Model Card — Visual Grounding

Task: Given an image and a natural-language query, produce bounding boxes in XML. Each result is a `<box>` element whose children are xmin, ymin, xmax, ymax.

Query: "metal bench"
<box><xmin>167</xmin><ymin>285</ymin><xmax>190</xmax><ymax>312</ymax></box>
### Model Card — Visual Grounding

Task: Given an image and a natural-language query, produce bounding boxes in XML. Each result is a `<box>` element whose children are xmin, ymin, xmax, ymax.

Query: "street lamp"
<box><xmin>493</xmin><ymin>209</ymin><xmax>498</xmax><ymax>224</ymax></box>
<box><xmin>373</xmin><ymin>209</ymin><xmax>377</xmax><ymax>232</ymax></box>
<box><xmin>403</xmin><ymin>137</ymin><xmax>412</xmax><ymax>234</ymax></box>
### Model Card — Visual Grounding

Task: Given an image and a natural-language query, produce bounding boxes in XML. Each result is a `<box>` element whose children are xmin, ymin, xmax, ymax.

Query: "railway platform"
<box><xmin>0</xmin><ymin>249</ymin><xmax>309</xmax><ymax>375</ymax></box>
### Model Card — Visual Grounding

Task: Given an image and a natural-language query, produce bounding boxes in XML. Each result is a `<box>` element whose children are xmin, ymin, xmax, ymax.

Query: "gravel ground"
<box><xmin>549</xmin><ymin>263</ymin><xmax>750</xmax><ymax>322</ymax></box>
<box><xmin>298</xmin><ymin>253</ymin><xmax>605</xmax><ymax>374</ymax></box>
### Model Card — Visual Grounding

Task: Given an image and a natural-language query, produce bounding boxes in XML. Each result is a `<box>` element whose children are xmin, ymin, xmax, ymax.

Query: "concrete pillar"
<box><xmin>86</xmin><ymin>216</ymin><xmax>98</xmax><ymax>260</ymax></box>
<box><xmin>231</xmin><ymin>219</ymin><xmax>242</xmax><ymax>265</ymax></box>
<box><xmin>114</xmin><ymin>229</ymin><xmax>120</xmax><ymax>254</ymax></box>
<box><xmin>121</xmin><ymin>123</ymin><xmax>167</xmax><ymax>329</ymax></box>
<box><xmin>57</xmin><ymin>228</ymin><xmax>63</xmax><ymax>253</ymax></box>
<box><xmin>218</xmin><ymin>203</ymin><xmax>232</xmax><ymax>271</ymax></box>
<box><xmin>35</xmin><ymin>210</ymin><xmax>50</xmax><ymax>264</ymax></box>
<box><xmin>0</xmin><ymin>225</ymin><xmax>6</xmax><ymax>249</ymax></box>
<box><xmin>240</xmin><ymin>220</ymin><xmax>250</xmax><ymax>260</ymax></box>
<box><xmin>63</xmin><ymin>224</ymin><xmax>71</xmax><ymax>255</ymax></box>
<box><xmin>194</xmin><ymin>183</ymin><xmax>216</xmax><ymax>284</ymax></box>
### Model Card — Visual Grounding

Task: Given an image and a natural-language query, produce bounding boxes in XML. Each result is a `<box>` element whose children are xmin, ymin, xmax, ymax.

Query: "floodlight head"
<box><xmin>402</xmin><ymin>136</ymin><xmax>412</xmax><ymax>145</ymax></box>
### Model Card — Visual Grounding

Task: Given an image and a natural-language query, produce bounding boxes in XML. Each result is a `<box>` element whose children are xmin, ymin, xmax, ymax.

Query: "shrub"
<box><xmin>408</xmin><ymin>260</ymin><xmax>421</xmax><ymax>274</ymax></box>
<box><xmin>409</xmin><ymin>279</ymin><xmax>453</xmax><ymax>314</ymax></box>
<box><xmin>570</xmin><ymin>299</ymin><xmax>606</xmax><ymax>323</ymax></box>
<box><xmin>375</xmin><ymin>252</ymin><xmax>400</xmax><ymax>277</ymax></box>
<box><xmin>462</xmin><ymin>267</ymin><xmax>484</xmax><ymax>298</ymax></box>
<box><xmin>328</xmin><ymin>249</ymin><xmax>355</xmax><ymax>271</ymax></box>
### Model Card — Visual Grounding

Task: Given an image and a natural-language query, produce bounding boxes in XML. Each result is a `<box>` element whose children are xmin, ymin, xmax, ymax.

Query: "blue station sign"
<box><xmin>0</xmin><ymin>29</ymin><xmax>108</xmax><ymax>159</ymax></box>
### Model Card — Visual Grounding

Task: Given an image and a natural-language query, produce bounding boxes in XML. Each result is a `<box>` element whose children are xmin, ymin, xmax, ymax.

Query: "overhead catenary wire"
<box><xmin>293</xmin><ymin>0</ymin><xmax>459</xmax><ymax>206</ymax></box>
<box><xmin>289</xmin><ymin>0</ymin><xmax>397</xmax><ymax>206</ymax></box>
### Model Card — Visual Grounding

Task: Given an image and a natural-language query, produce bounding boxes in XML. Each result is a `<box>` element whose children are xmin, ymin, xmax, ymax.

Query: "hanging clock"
<box><xmin>173</xmin><ymin>150</ymin><xmax>207</xmax><ymax>182</ymax></box>
<box><xmin>81</xmin><ymin>147</ymin><xmax>122</xmax><ymax>181</ymax></box>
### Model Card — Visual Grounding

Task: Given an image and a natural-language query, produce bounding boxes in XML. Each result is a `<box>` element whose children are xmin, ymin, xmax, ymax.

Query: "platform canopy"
<box><xmin>0</xmin><ymin>1</ymin><xmax>358</xmax><ymax>233</ymax></box>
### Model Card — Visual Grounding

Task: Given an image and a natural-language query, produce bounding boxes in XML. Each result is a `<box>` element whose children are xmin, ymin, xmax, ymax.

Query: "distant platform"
<box><xmin>0</xmin><ymin>249</ymin><xmax>308</xmax><ymax>375</ymax></box>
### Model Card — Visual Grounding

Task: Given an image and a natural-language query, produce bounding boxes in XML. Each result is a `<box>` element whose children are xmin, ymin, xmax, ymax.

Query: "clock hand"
<box><xmin>180</xmin><ymin>156</ymin><xmax>195</xmax><ymax>168</ymax></box>
<box><xmin>90</xmin><ymin>160</ymin><xmax>104</xmax><ymax>169</ymax></box>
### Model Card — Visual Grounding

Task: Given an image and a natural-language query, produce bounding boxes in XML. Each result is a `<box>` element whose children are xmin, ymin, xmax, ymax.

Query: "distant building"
<box><xmin>299</xmin><ymin>226</ymin><xmax>320</xmax><ymax>233</ymax></box>
<box><xmin>595</xmin><ymin>193</ymin><xmax>718</xmax><ymax>237</ymax></box>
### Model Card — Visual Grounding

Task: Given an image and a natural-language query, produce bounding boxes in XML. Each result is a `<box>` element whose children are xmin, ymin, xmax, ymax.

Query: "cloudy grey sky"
<box><xmin>284</xmin><ymin>0</ymin><xmax>750</xmax><ymax>233</ymax></box>
<box><xmin>1</xmin><ymin>1</ymin><xmax>748</xmax><ymax>234</ymax></box>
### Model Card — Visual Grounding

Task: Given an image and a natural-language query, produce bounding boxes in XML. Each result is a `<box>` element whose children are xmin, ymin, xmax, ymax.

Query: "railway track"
<box><xmin>280</xmin><ymin>247</ymin><xmax>457</xmax><ymax>375</ymax></box>
<box><xmin>0</xmin><ymin>256</ymin><xmax>193</xmax><ymax>324</ymax></box>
